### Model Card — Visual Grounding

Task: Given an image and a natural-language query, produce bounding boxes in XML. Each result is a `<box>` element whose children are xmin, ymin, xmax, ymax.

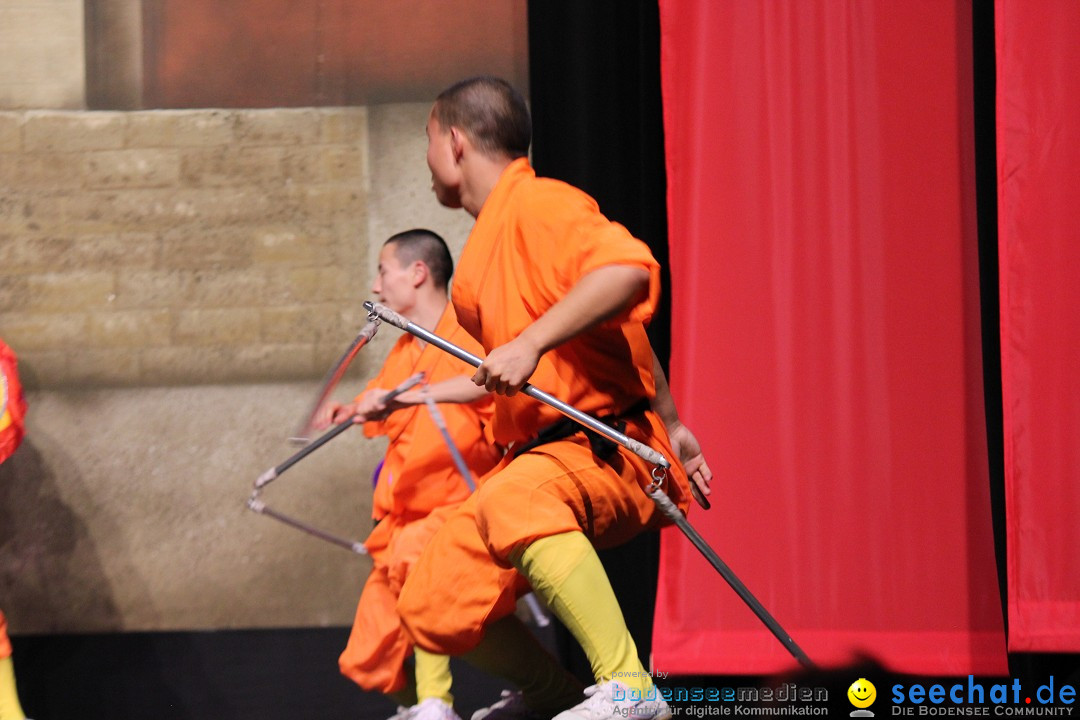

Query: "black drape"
<box><xmin>527</xmin><ymin>0</ymin><xmax>669</xmax><ymax>681</ymax></box>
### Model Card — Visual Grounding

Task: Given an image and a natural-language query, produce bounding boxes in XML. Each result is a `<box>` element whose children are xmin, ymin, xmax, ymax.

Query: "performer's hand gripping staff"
<box><xmin>364</xmin><ymin>300</ymin><xmax>814</xmax><ymax>668</ymax></box>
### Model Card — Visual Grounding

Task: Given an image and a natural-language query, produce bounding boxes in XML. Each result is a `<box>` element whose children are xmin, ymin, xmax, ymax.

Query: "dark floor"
<box><xmin>10</xmin><ymin>627</ymin><xmax>510</xmax><ymax>720</ymax></box>
<box><xmin>10</xmin><ymin>627</ymin><xmax>1080</xmax><ymax>720</ymax></box>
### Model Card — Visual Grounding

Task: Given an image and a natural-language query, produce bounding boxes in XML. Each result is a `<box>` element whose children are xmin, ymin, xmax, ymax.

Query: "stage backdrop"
<box><xmin>654</xmin><ymin>1</ymin><xmax>1007</xmax><ymax>674</ymax></box>
<box><xmin>996</xmin><ymin>0</ymin><xmax>1080</xmax><ymax>653</ymax></box>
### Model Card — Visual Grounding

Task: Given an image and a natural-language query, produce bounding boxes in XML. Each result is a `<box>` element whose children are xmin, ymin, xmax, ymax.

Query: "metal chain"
<box><xmin>648</xmin><ymin>463</ymin><xmax>668</xmax><ymax>493</ymax></box>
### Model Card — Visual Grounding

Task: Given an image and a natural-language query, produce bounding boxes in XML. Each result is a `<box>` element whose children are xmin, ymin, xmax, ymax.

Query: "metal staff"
<box><xmin>256</xmin><ymin>418</ymin><xmax>356</xmax><ymax>491</ymax></box>
<box><xmin>645</xmin><ymin>487</ymin><xmax>811</xmax><ymax>667</ymax></box>
<box><xmin>420</xmin><ymin>388</ymin><xmax>476</xmax><ymax>493</ymax></box>
<box><xmin>247</xmin><ymin>372</ymin><xmax>425</xmax><ymax>552</ymax></box>
<box><xmin>363</xmin><ymin>300</ymin><xmax>813</xmax><ymax>668</ymax></box>
<box><xmin>363</xmin><ymin>303</ymin><xmax>668</xmax><ymax>469</ymax></box>
<box><xmin>255</xmin><ymin>372</ymin><xmax>424</xmax><ymax>491</ymax></box>
<box><xmin>247</xmin><ymin>496</ymin><xmax>369</xmax><ymax>555</ymax></box>
<box><xmin>291</xmin><ymin>319</ymin><xmax>380</xmax><ymax>444</ymax></box>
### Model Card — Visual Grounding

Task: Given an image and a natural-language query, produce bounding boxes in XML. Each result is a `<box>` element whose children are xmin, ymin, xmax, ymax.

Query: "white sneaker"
<box><xmin>552</xmin><ymin>682</ymin><xmax>671</xmax><ymax>720</ymax></box>
<box><xmin>387</xmin><ymin>705</ymin><xmax>417</xmax><ymax>720</ymax></box>
<box><xmin>411</xmin><ymin>698</ymin><xmax>463</xmax><ymax>720</ymax></box>
<box><xmin>470</xmin><ymin>690</ymin><xmax>544</xmax><ymax>720</ymax></box>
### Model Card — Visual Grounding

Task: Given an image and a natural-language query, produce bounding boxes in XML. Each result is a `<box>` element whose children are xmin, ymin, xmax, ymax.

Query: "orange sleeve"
<box><xmin>517</xmin><ymin>182</ymin><xmax>662</xmax><ymax>327</ymax></box>
<box><xmin>451</xmin><ymin>162</ymin><xmax>663</xmax><ymax>443</ymax></box>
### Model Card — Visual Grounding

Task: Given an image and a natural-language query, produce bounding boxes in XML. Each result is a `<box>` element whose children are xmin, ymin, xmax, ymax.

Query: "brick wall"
<box><xmin>1</xmin><ymin>108</ymin><xmax>372</xmax><ymax>389</ymax></box>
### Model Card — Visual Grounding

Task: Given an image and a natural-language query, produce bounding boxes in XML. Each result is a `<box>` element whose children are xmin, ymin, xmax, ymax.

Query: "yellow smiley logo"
<box><xmin>848</xmin><ymin>678</ymin><xmax>877</xmax><ymax>708</ymax></box>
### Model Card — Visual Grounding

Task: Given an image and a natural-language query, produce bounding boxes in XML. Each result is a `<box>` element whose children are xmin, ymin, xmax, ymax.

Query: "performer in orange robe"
<box><xmin>397</xmin><ymin>78</ymin><xmax>713</xmax><ymax>720</ymax></box>
<box><xmin>338</xmin><ymin>302</ymin><xmax>499</xmax><ymax>696</ymax></box>
<box><xmin>320</xmin><ymin>231</ymin><xmax>500</xmax><ymax>720</ymax></box>
<box><xmin>1</xmin><ymin>338</ymin><xmax>29</xmax><ymax>720</ymax></box>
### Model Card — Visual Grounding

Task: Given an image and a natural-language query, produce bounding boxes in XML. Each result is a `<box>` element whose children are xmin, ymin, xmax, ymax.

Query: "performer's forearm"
<box><xmin>650</xmin><ymin>349</ymin><xmax>681</xmax><ymax>428</ymax></box>
<box><xmin>518</xmin><ymin>265</ymin><xmax>650</xmax><ymax>355</ymax></box>
<box><xmin>397</xmin><ymin>375</ymin><xmax>489</xmax><ymax>405</ymax></box>
<box><xmin>471</xmin><ymin>264</ymin><xmax>650</xmax><ymax>396</ymax></box>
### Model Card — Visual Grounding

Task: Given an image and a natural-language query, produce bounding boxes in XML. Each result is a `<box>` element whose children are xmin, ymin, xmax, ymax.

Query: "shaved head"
<box><xmin>385</xmin><ymin>229</ymin><xmax>454</xmax><ymax>290</ymax></box>
<box><xmin>433</xmin><ymin>76</ymin><xmax>531</xmax><ymax>160</ymax></box>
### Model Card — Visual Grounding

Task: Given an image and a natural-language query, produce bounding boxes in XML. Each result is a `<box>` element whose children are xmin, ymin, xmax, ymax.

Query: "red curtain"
<box><xmin>996</xmin><ymin>0</ymin><xmax>1080</xmax><ymax>653</ymax></box>
<box><xmin>654</xmin><ymin>1</ymin><xmax>1007</xmax><ymax>674</ymax></box>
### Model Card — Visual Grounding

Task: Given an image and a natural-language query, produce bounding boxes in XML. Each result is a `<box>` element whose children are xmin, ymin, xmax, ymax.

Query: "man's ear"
<box><xmin>449</xmin><ymin>127</ymin><xmax>466</xmax><ymax>162</ymax></box>
<box><xmin>411</xmin><ymin>261</ymin><xmax>429</xmax><ymax>288</ymax></box>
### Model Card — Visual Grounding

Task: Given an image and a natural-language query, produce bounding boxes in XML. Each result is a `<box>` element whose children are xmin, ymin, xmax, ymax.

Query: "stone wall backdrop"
<box><xmin>0</xmin><ymin>0</ymin><xmax>85</xmax><ymax>109</ymax></box>
<box><xmin>0</xmin><ymin>104</ymin><xmax>476</xmax><ymax>632</ymax></box>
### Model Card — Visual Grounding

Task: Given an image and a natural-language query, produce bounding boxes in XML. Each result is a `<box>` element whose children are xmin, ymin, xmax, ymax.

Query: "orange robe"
<box><xmin>397</xmin><ymin>158</ymin><xmax>691</xmax><ymax>655</ymax></box>
<box><xmin>339</xmin><ymin>304</ymin><xmax>501</xmax><ymax>693</ymax></box>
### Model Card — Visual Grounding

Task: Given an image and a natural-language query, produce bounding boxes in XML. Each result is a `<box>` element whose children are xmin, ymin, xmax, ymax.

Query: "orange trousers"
<box><xmin>339</xmin><ymin>507</ymin><xmax>457</xmax><ymax>693</ymax></box>
<box><xmin>397</xmin><ymin>412</ymin><xmax>688</xmax><ymax>656</ymax></box>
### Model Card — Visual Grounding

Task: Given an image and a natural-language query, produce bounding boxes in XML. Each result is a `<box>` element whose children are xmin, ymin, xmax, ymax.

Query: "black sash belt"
<box><xmin>513</xmin><ymin>398</ymin><xmax>651</xmax><ymax>461</ymax></box>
